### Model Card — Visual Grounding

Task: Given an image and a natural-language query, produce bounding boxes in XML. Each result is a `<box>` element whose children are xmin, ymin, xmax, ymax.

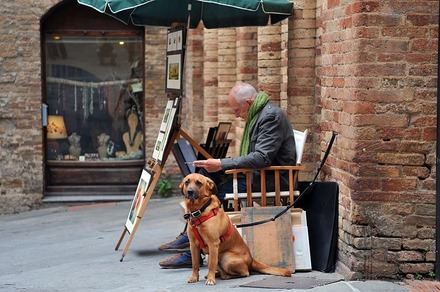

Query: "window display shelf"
<box><xmin>47</xmin><ymin>159</ymin><xmax>144</xmax><ymax>167</ymax></box>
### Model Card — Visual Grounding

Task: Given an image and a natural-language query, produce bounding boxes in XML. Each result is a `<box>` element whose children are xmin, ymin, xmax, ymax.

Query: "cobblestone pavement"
<box><xmin>0</xmin><ymin>196</ymin><xmax>423</xmax><ymax>291</ymax></box>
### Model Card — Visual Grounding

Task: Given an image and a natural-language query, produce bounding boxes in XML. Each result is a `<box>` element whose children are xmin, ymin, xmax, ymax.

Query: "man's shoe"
<box><xmin>159</xmin><ymin>252</ymin><xmax>204</xmax><ymax>269</ymax></box>
<box><xmin>158</xmin><ymin>232</ymin><xmax>190</xmax><ymax>252</ymax></box>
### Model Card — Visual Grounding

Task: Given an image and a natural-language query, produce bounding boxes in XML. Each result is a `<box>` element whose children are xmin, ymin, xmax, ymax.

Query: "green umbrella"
<box><xmin>77</xmin><ymin>0</ymin><xmax>293</xmax><ymax>29</ymax></box>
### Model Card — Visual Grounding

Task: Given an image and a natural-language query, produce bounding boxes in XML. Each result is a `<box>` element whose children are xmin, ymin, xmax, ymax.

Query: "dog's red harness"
<box><xmin>187</xmin><ymin>207</ymin><xmax>233</xmax><ymax>249</ymax></box>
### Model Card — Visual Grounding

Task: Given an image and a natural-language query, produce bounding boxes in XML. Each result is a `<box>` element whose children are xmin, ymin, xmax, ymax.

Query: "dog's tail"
<box><xmin>251</xmin><ymin>259</ymin><xmax>292</xmax><ymax>277</ymax></box>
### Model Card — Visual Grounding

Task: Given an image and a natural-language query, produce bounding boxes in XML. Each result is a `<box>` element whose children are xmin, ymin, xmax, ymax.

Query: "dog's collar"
<box><xmin>188</xmin><ymin>207</ymin><xmax>219</xmax><ymax>227</ymax></box>
<box><xmin>183</xmin><ymin>198</ymin><xmax>212</xmax><ymax>220</ymax></box>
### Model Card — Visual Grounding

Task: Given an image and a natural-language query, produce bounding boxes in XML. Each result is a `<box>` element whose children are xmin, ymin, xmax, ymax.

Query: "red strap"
<box><xmin>192</xmin><ymin>225</ymin><xmax>207</xmax><ymax>249</ymax></box>
<box><xmin>219</xmin><ymin>220</ymin><xmax>233</xmax><ymax>243</ymax></box>
<box><xmin>189</xmin><ymin>208</ymin><xmax>233</xmax><ymax>249</ymax></box>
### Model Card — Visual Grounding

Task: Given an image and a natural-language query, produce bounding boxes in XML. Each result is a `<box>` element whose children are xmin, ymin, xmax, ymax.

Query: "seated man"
<box><xmin>159</xmin><ymin>82</ymin><xmax>297</xmax><ymax>268</ymax></box>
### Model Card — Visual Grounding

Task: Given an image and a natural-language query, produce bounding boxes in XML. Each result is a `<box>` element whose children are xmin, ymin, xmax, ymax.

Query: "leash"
<box><xmin>235</xmin><ymin>131</ymin><xmax>338</xmax><ymax>228</ymax></box>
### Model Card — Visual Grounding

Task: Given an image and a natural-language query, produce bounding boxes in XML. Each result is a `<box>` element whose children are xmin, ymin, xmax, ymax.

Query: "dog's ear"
<box><xmin>206</xmin><ymin>177</ymin><xmax>218</xmax><ymax>195</ymax></box>
<box><xmin>179</xmin><ymin>179</ymin><xmax>186</xmax><ymax>196</ymax></box>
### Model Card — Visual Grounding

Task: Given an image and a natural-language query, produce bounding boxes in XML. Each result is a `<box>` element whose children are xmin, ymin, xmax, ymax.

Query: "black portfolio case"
<box><xmin>295</xmin><ymin>181</ymin><xmax>339</xmax><ymax>273</ymax></box>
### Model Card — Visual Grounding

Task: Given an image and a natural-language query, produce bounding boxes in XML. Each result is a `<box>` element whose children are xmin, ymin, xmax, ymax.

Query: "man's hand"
<box><xmin>193</xmin><ymin>159</ymin><xmax>222</xmax><ymax>173</ymax></box>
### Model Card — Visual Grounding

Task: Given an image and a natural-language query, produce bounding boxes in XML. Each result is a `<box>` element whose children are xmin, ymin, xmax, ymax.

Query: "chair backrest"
<box><xmin>293</xmin><ymin>129</ymin><xmax>308</xmax><ymax>165</ymax></box>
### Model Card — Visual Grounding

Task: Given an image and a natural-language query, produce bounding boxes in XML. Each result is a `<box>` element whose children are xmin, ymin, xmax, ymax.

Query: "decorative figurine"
<box><xmin>122</xmin><ymin>111</ymin><xmax>143</xmax><ymax>155</ymax></box>
<box><xmin>68</xmin><ymin>132</ymin><xmax>82</xmax><ymax>158</ymax></box>
<box><xmin>97</xmin><ymin>133</ymin><xmax>110</xmax><ymax>159</ymax></box>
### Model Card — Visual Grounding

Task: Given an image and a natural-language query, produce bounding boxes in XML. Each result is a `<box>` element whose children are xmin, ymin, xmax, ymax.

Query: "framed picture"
<box><xmin>125</xmin><ymin>169</ymin><xmax>152</xmax><ymax>234</ymax></box>
<box><xmin>159</xmin><ymin>98</ymin><xmax>179</xmax><ymax>162</ymax></box>
<box><xmin>152</xmin><ymin>132</ymin><xmax>164</xmax><ymax>161</ymax></box>
<box><xmin>152</xmin><ymin>98</ymin><xmax>180</xmax><ymax>163</ymax></box>
<box><xmin>215</xmin><ymin>122</ymin><xmax>232</xmax><ymax>141</ymax></box>
<box><xmin>167</xmin><ymin>26</ymin><xmax>185</xmax><ymax>52</ymax></box>
<box><xmin>160</xmin><ymin>99</ymin><xmax>175</xmax><ymax>132</ymax></box>
<box><xmin>165</xmin><ymin>53</ymin><xmax>183</xmax><ymax>94</ymax></box>
<box><xmin>166</xmin><ymin>26</ymin><xmax>185</xmax><ymax>95</ymax></box>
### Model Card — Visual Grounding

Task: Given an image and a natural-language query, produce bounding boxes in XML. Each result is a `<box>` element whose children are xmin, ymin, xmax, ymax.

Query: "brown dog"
<box><xmin>180</xmin><ymin>173</ymin><xmax>292</xmax><ymax>285</ymax></box>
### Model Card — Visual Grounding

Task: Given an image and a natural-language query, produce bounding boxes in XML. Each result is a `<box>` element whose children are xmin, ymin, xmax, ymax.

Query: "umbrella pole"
<box><xmin>182</xmin><ymin>1</ymin><xmax>192</xmax><ymax>98</ymax></box>
<box><xmin>186</xmin><ymin>0</ymin><xmax>192</xmax><ymax>32</ymax></box>
<box><xmin>170</xmin><ymin>1</ymin><xmax>191</xmax><ymax>100</ymax></box>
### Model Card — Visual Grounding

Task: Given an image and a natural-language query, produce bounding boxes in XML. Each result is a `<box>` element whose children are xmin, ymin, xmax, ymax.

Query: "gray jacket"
<box><xmin>221</xmin><ymin>102</ymin><xmax>296</xmax><ymax>190</ymax></box>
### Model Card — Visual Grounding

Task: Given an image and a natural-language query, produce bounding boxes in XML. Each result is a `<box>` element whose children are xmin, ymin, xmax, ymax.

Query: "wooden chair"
<box><xmin>224</xmin><ymin>129</ymin><xmax>308</xmax><ymax>211</ymax></box>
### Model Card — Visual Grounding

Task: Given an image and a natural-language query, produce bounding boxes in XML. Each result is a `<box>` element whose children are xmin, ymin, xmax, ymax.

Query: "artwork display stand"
<box><xmin>115</xmin><ymin>25</ymin><xmax>213</xmax><ymax>261</ymax></box>
<box><xmin>114</xmin><ymin>108</ymin><xmax>213</xmax><ymax>261</ymax></box>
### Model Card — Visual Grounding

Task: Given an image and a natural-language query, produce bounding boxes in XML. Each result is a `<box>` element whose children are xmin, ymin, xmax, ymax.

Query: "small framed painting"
<box><xmin>152</xmin><ymin>132</ymin><xmax>164</xmax><ymax>161</ymax></box>
<box><xmin>167</xmin><ymin>26</ymin><xmax>185</xmax><ymax>52</ymax></box>
<box><xmin>215</xmin><ymin>122</ymin><xmax>232</xmax><ymax>141</ymax></box>
<box><xmin>165</xmin><ymin>26</ymin><xmax>185</xmax><ymax>95</ymax></box>
<box><xmin>125</xmin><ymin>169</ymin><xmax>152</xmax><ymax>234</ymax></box>
<box><xmin>158</xmin><ymin>98</ymin><xmax>179</xmax><ymax>162</ymax></box>
<box><xmin>152</xmin><ymin>98</ymin><xmax>180</xmax><ymax>163</ymax></box>
<box><xmin>160</xmin><ymin>99</ymin><xmax>175</xmax><ymax>132</ymax></box>
<box><xmin>165</xmin><ymin>53</ymin><xmax>183</xmax><ymax>94</ymax></box>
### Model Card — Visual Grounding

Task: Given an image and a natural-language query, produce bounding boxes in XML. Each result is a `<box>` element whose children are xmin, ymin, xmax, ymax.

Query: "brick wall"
<box><xmin>288</xmin><ymin>0</ymin><xmax>320</xmax><ymax>178</ymax></box>
<box><xmin>316</xmin><ymin>0</ymin><xmax>438</xmax><ymax>279</ymax></box>
<box><xmin>0</xmin><ymin>0</ymin><xmax>47</xmax><ymax>213</ymax></box>
<box><xmin>144</xmin><ymin>26</ymin><xmax>168</xmax><ymax>158</ymax></box>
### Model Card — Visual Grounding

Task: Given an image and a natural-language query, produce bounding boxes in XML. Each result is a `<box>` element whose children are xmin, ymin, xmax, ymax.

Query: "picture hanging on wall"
<box><xmin>165</xmin><ymin>53</ymin><xmax>183</xmax><ymax>94</ymax></box>
<box><xmin>165</xmin><ymin>26</ymin><xmax>185</xmax><ymax>95</ymax></box>
<box><xmin>125</xmin><ymin>169</ymin><xmax>152</xmax><ymax>234</ymax></box>
<box><xmin>167</xmin><ymin>26</ymin><xmax>184</xmax><ymax>52</ymax></box>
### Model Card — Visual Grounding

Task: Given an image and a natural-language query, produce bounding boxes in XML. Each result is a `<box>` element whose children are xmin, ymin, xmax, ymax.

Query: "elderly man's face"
<box><xmin>228</xmin><ymin>94</ymin><xmax>251</xmax><ymax>120</ymax></box>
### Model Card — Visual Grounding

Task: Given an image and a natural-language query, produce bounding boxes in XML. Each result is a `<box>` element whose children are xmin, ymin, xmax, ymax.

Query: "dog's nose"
<box><xmin>186</xmin><ymin>188</ymin><xmax>198</xmax><ymax>199</ymax></box>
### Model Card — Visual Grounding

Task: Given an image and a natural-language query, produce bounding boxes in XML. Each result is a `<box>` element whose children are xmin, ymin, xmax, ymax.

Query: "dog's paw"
<box><xmin>205</xmin><ymin>278</ymin><xmax>216</xmax><ymax>285</ymax></box>
<box><xmin>205</xmin><ymin>272</ymin><xmax>221</xmax><ymax>279</ymax></box>
<box><xmin>187</xmin><ymin>276</ymin><xmax>199</xmax><ymax>283</ymax></box>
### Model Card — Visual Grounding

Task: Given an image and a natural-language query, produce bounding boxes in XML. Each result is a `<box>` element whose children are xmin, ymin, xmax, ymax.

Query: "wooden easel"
<box><xmin>115</xmin><ymin>120</ymin><xmax>213</xmax><ymax>261</ymax></box>
<box><xmin>115</xmin><ymin>23</ymin><xmax>208</xmax><ymax>261</ymax></box>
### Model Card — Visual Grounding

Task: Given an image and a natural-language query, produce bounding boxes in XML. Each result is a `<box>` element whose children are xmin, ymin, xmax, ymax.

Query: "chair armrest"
<box><xmin>224</xmin><ymin>165</ymin><xmax>306</xmax><ymax>175</ymax></box>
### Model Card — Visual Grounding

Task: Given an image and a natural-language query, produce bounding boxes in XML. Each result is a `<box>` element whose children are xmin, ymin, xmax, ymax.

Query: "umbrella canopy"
<box><xmin>77</xmin><ymin>0</ymin><xmax>294</xmax><ymax>29</ymax></box>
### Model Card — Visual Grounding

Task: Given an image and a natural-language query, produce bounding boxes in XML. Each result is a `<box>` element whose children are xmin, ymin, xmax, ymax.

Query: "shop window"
<box><xmin>45</xmin><ymin>35</ymin><xmax>144</xmax><ymax>161</ymax></box>
<box><xmin>42</xmin><ymin>0</ymin><xmax>146</xmax><ymax>199</ymax></box>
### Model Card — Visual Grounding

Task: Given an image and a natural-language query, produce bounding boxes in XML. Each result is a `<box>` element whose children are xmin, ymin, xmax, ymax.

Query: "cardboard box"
<box><xmin>241</xmin><ymin>206</ymin><xmax>295</xmax><ymax>272</ymax></box>
<box><xmin>228</xmin><ymin>207</ymin><xmax>311</xmax><ymax>273</ymax></box>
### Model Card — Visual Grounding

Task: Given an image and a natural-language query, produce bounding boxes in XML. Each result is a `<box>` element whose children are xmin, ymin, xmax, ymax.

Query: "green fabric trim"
<box><xmin>239</xmin><ymin>92</ymin><xmax>270</xmax><ymax>156</ymax></box>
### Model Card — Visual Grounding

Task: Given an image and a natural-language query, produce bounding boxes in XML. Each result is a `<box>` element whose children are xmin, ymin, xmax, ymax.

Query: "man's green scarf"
<box><xmin>239</xmin><ymin>92</ymin><xmax>270</xmax><ymax>156</ymax></box>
